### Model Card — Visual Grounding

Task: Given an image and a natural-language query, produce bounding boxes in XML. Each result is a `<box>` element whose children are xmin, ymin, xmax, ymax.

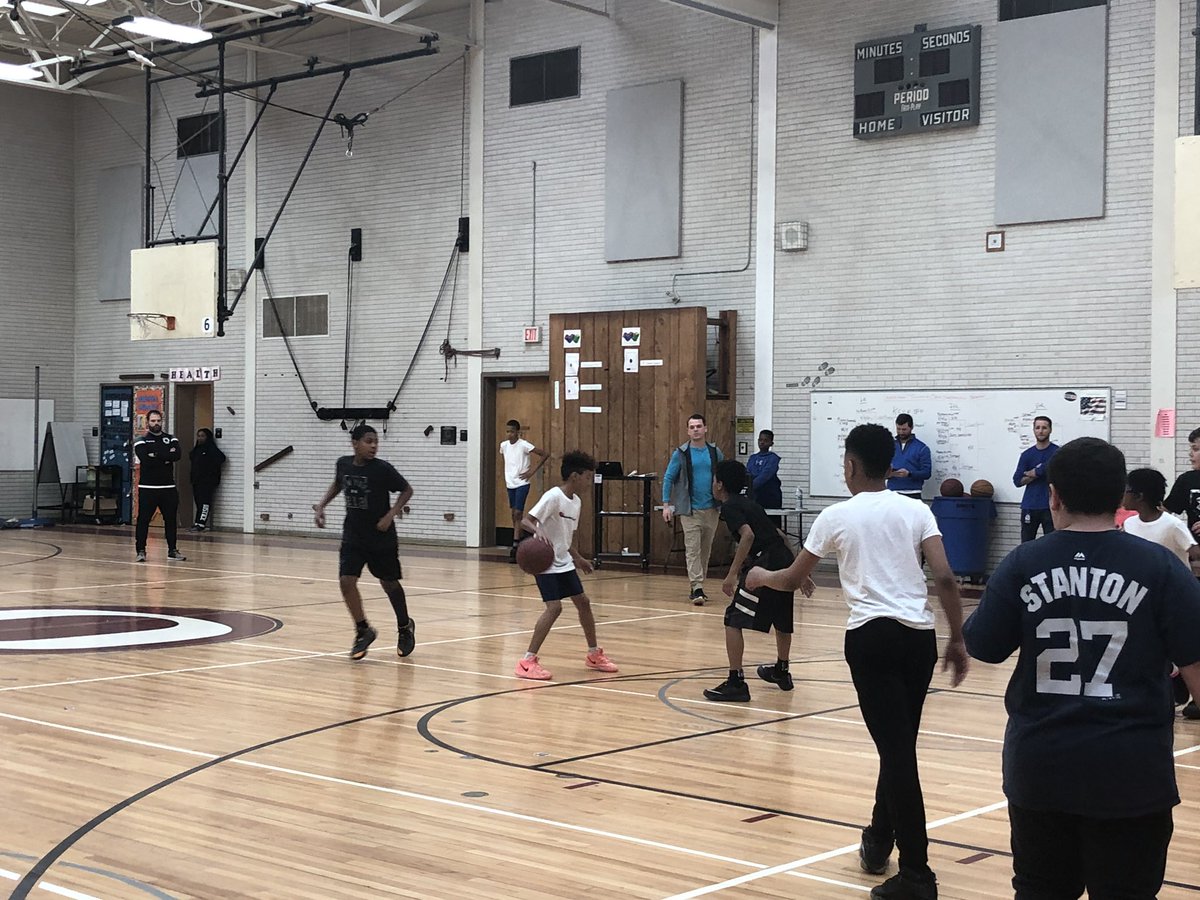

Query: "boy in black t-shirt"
<box><xmin>1163</xmin><ymin>426</ymin><xmax>1200</xmax><ymax>718</ymax></box>
<box><xmin>964</xmin><ymin>437</ymin><xmax>1200</xmax><ymax>899</ymax></box>
<box><xmin>313</xmin><ymin>424</ymin><xmax>416</xmax><ymax>660</ymax></box>
<box><xmin>703</xmin><ymin>460</ymin><xmax>796</xmax><ymax>702</ymax></box>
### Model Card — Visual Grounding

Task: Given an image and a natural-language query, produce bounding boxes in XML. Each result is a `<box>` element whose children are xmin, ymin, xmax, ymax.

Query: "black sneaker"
<box><xmin>703</xmin><ymin>677</ymin><xmax>750</xmax><ymax>702</ymax></box>
<box><xmin>508</xmin><ymin>544</ymin><xmax>518</xmax><ymax>564</ymax></box>
<box><xmin>1172</xmin><ymin>677</ymin><xmax>1190</xmax><ymax>706</ymax></box>
<box><xmin>397</xmin><ymin>618</ymin><xmax>416</xmax><ymax>658</ymax></box>
<box><xmin>167</xmin><ymin>550</ymin><xmax>187</xmax><ymax>561</ymax></box>
<box><xmin>1183</xmin><ymin>700</ymin><xmax>1200</xmax><ymax>720</ymax></box>
<box><xmin>350</xmin><ymin>625</ymin><xmax>377</xmax><ymax>660</ymax></box>
<box><xmin>690</xmin><ymin>588</ymin><xmax>707</xmax><ymax>606</ymax></box>
<box><xmin>757</xmin><ymin>663</ymin><xmax>794</xmax><ymax>692</ymax></box>
<box><xmin>135</xmin><ymin>551</ymin><xmax>146</xmax><ymax>562</ymax></box>
<box><xmin>870</xmin><ymin>870</ymin><xmax>937</xmax><ymax>900</ymax></box>
<box><xmin>859</xmin><ymin>827</ymin><xmax>894</xmax><ymax>875</ymax></box>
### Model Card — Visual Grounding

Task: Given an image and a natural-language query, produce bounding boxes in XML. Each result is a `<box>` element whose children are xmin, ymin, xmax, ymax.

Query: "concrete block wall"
<box><xmin>772</xmin><ymin>0</ymin><xmax>1162</xmax><ymax>569</ymax></box>
<box><xmin>0</xmin><ymin>85</ymin><xmax>75</xmax><ymax>518</ymax></box>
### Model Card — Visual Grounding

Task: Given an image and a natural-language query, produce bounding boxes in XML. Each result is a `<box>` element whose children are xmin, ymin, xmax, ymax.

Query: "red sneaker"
<box><xmin>585</xmin><ymin>648</ymin><xmax>618</xmax><ymax>673</ymax></box>
<box><xmin>514</xmin><ymin>656</ymin><xmax>552</xmax><ymax>680</ymax></box>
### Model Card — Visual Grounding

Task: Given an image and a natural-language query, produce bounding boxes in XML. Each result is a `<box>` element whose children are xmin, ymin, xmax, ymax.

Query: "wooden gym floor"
<box><xmin>1</xmin><ymin>527</ymin><xmax>1198</xmax><ymax>899</ymax></box>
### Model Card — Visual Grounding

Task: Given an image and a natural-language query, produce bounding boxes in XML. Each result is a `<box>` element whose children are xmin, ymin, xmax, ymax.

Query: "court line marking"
<box><xmin>812</xmin><ymin>715</ymin><xmax>1004</xmax><ymax>746</ymax></box>
<box><xmin>0</xmin><ymin>574</ymin><xmax>257</xmax><ymax>597</ymax></box>
<box><xmin>668</xmin><ymin>738</ymin><xmax>1200</xmax><ymax>899</ymax></box>
<box><xmin>0</xmin><ymin>870</ymin><xmax>100</xmax><ymax>900</ymax></box>
<box><xmin>663</xmin><ymin>800</ymin><xmax>1011</xmax><ymax>899</ymax></box>
<box><xmin>0</xmin><ymin>711</ymin><xmax>776</xmax><ymax>877</ymax></box>
<box><xmin>0</xmin><ymin>651</ymin><xmax>335</xmax><ymax>694</ymax></box>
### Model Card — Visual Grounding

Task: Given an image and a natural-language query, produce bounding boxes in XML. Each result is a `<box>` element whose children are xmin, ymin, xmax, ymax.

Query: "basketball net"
<box><xmin>127</xmin><ymin>313</ymin><xmax>176</xmax><ymax>340</ymax></box>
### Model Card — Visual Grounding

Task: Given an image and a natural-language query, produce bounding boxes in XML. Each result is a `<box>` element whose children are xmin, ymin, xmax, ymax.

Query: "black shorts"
<box><xmin>339</xmin><ymin>534</ymin><xmax>402</xmax><ymax>581</ymax></box>
<box><xmin>723</xmin><ymin>544</ymin><xmax>795</xmax><ymax>634</ymax></box>
<box><xmin>535</xmin><ymin>570</ymin><xmax>584</xmax><ymax>602</ymax></box>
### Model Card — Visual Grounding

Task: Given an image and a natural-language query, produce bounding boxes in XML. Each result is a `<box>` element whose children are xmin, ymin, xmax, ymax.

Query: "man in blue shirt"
<box><xmin>887</xmin><ymin>414</ymin><xmax>932</xmax><ymax>499</ymax></box>
<box><xmin>964</xmin><ymin>437</ymin><xmax>1200</xmax><ymax>899</ymax></box>
<box><xmin>746</xmin><ymin>429</ymin><xmax>782</xmax><ymax>526</ymax></box>
<box><xmin>1013</xmin><ymin>415</ymin><xmax>1058</xmax><ymax>542</ymax></box>
<box><xmin>663</xmin><ymin>413</ymin><xmax>724</xmax><ymax>605</ymax></box>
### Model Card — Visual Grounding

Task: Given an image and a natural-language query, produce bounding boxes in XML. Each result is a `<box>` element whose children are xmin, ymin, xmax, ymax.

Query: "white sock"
<box><xmin>523</xmin><ymin>651</ymin><xmax>537</xmax><ymax>661</ymax></box>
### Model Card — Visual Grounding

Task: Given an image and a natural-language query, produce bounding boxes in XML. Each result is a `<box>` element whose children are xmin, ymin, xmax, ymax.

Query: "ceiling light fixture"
<box><xmin>113</xmin><ymin>15</ymin><xmax>212</xmax><ymax>44</ymax></box>
<box><xmin>0</xmin><ymin>60</ymin><xmax>45</xmax><ymax>81</ymax></box>
<box><xmin>0</xmin><ymin>0</ymin><xmax>70</xmax><ymax>17</ymax></box>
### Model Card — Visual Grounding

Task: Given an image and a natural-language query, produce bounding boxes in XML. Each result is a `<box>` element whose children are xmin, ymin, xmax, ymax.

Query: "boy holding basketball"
<box><xmin>513</xmin><ymin>450</ymin><xmax>618</xmax><ymax>680</ymax></box>
<box><xmin>703</xmin><ymin>459</ymin><xmax>795</xmax><ymax>702</ymax></box>
<box><xmin>313</xmin><ymin>423</ymin><xmax>416</xmax><ymax>661</ymax></box>
<box><xmin>748</xmin><ymin>423</ymin><xmax>968</xmax><ymax>900</ymax></box>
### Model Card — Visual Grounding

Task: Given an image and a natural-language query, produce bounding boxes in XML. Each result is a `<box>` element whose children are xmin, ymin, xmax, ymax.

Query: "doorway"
<box><xmin>484</xmin><ymin>375</ymin><xmax>550</xmax><ymax>547</ymax></box>
<box><xmin>174</xmin><ymin>383</ymin><xmax>214</xmax><ymax>528</ymax></box>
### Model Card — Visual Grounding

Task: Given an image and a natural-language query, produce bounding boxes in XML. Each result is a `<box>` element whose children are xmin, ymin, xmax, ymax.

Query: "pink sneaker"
<box><xmin>585</xmin><ymin>648</ymin><xmax>619</xmax><ymax>673</ymax></box>
<box><xmin>514</xmin><ymin>656</ymin><xmax>553</xmax><ymax>680</ymax></box>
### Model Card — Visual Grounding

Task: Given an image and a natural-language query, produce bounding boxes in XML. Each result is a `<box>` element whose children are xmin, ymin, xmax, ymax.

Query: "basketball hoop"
<box><xmin>128</xmin><ymin>313</ymin><xmax>177</xmax><ymax>340</ymax></box>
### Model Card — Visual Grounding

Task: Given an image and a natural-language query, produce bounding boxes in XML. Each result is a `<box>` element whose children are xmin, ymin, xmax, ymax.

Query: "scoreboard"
<box><xmin>853</xmin><ymin>24</ymin><xmax>981</xmax><ymax>140</ymax></box>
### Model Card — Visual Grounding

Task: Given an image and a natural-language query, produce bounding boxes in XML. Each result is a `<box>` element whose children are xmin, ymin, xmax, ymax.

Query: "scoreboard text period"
<box><xmin>853</xmin><ymin>24</ymin><xmax>981</xmax><ymax>140</ymax></box>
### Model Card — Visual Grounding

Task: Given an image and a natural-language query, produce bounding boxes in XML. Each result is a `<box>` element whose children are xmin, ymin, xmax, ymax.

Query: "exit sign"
<box><xmin>523</xmin><ymin>326</ymin><xmax>541</xmax><ymax>344</ymax></box>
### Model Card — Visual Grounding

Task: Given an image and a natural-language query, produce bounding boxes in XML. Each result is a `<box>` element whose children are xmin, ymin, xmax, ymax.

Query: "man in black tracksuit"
<box><xmin>134</xmin><ymin>409</ymin><xmax>186</xmax><ymax>562</ymax></box>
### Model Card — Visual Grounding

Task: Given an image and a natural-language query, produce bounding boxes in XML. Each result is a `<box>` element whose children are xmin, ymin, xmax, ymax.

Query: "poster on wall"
<box><xmin>621</xmin><ymin>327</ymin><xmax>641</xmax><ymax>348</ymax></box>
<box><xmin>562</xmin><ymin>329</ymin><xmax>582</xmax><ymax>348</ymax></box>
<box><xmin>132</xmin><ymin>384</ymin><xmax>167</xmax><ymax>522</ymax></box>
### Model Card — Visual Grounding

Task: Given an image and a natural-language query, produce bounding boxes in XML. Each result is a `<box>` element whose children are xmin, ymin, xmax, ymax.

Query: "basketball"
<box><xmin>516</xmin><ymin>538</ymin><xmax>555</xmax><ymax>575</ymax></box>
<box><xmin>940</xmin><ymin>478</ymin><xmax>965</xmax><ymax>497</ymax></box>
<box><xmin>970</xmin><ymin>479</ymin><xmax>995</xmax><ymax>498</ymax></box>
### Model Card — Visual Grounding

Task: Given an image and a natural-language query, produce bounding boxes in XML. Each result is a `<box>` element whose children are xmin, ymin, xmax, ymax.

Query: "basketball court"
<box><xmin>2</xmin><ymin>528</ymin><xmax>1198</xmax><ymax>899</ymax></box>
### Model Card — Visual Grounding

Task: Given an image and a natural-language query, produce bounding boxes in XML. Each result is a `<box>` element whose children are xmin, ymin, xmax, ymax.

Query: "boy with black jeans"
<box><xmin>749</xmin><ymin>423</ymin><xmax>968</xmax><ymax>900</ymax></box>
<box><xmin>1163</xmin><ymin>425</ymin><xmax>1200</xmax><ymax>719</ymax></box>
<box><xmin>965</xmin><ymin>437</ymin><xmax>1200</xmax><ymax>899</ymax></box>
<box><xmin>313</xmin><ymin>423</ymin><xmax>416</xmax><ymax>660</ymax></box>
<box><xmin>702</xmin><ymin>460</ymin><xmax>795</xmax><ymax>702</ymax></box>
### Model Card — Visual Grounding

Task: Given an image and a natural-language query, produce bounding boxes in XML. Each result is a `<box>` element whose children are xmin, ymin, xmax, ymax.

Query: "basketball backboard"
<box><xmin>129</xmin><ymin>243</ymin><xmax>218</xmax><ymax>340</ymax></box>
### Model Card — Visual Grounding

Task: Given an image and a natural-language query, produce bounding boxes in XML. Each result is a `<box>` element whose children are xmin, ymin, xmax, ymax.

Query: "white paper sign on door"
<box><xmin>621</xmin><ymin>326</ymin><xmax>641</xmax><ymax>348</ymax></box>
<box><xmin>565</xmin><ymin>352</ymin><xmax>580</xmax><ymax>376</ymax></box>
<box><xmin>563</xmin><ymin>329</ymin><xmax>582</xmax><ymax>348</ymax></box>
<box><xmin>624</xmin><ymin>348</ymin><xmax>639</xmax><ymax>372</ymax></box>
<box><xmin>564</xmin><ymin>377</ymin><xmax>580</xmax><ymax>400</ymax></box>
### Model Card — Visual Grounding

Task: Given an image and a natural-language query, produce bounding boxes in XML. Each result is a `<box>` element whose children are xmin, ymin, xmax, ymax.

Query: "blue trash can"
<box><xmin>931</xmin><ymin>496</ymin><xmax>996</xmax><ymax>581</ymax></box>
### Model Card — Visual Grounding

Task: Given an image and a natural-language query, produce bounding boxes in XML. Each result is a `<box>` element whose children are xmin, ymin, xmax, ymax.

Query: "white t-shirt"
<box><xmin>527</xmin><ymin>486</ymin><xmax>581</xmax><ymax>573</ymax></box>
<box><xmin>1123</xmin><ymin>513</ymin><xmax>1196</xmax><ymax>565</ymax></box>
<box><xmin>500</xmin><ymin>438</ymin><xmax>535</xmax><ymax>489</ymax></box>
<box><xmin>803</xmin><ymin>489</ymin><xmax>941</xmax><ymax>630</ymax></box>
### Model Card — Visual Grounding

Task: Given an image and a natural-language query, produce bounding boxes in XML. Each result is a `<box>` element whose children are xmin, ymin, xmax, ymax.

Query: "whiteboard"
<box><xmin>38</xmin><ymin>423</ymin><xmax>90</xmax><ymax>484</ymax></box>
<box><xmin>809</xmin><ymin>388</ymin><xmax>1112</xmax><ymax>503</ymax></box>
<box><xmin>0</xmin><ymin>399</ymin><xmax>55</xmax><ymax>471</ymax></box>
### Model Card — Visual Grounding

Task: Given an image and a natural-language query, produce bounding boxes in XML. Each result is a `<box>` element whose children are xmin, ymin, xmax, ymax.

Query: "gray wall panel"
<box><xmin>174</xmin><ymin>153</ymin><xmax>219</xmax><ymax>239</ymax></box>
<box><xmin>994</xmin><ymin>5</ymin><xmax>1108</xmax><ymax>225</ymax></box>
<box><xmin>605</xmin><ymin>79</ymin><xmax>683</xmax><ymax>262</ymax></box>
<box><xmin>95</xmin><ymin>163</ymin><xmax>143</xmax><ymax>300</ymax></box>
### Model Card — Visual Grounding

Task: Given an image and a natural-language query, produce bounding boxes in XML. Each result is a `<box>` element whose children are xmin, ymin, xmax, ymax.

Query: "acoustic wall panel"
<box><xmin>605</xmin><ymin>80</ymin><xmax>683</xmax><ymax>262</ymax></box>
<box><xmin>1177</xmin><ymin>136</ymin><xmax>1200</xmax><ymax>289</ymax></box>
<box><xmin>994</xmin><ymin>5</ymin><xmax>1107</xmax><ymax>225</ymax></box>
<box><xmin>95</xmin><ymin>163</ymin><xmax>143</xmax><ymax>301</ymax></box>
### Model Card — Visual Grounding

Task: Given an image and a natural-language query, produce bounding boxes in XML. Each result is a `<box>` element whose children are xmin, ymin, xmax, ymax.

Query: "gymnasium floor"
<box><xmin>1</xmin><ymin>527</ymin><xmax>1198</xmax><ymax>899</ymax></box>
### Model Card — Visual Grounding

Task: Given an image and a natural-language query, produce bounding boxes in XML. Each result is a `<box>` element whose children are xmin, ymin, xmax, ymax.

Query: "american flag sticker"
<box><xmin>1080</xmin><ymin>396</ymin><xmax>1107</xmax><ymax>419</ymax></box>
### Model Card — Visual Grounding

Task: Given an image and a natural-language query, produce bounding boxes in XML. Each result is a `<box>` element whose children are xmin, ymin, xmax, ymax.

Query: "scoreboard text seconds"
<box><xmin>853</xmin><ymin>24</ymin><xmax>981</xmax><ymax>140</ymax></box>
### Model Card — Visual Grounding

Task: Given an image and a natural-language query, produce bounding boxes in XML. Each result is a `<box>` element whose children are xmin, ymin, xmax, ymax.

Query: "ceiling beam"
<box><xmin>657</xmin><ymin>0</ymin><xmax>777</xmax><ymax>29</ymax></box>
<box><xmin>309</xmin><ymin>1</ymin><xmax>474</xmax><ymax>47</ymax></box>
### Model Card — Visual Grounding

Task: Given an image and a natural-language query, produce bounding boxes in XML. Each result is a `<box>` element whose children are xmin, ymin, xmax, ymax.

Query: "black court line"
<box><xmin>9</xmin><ymin>666</ymin><xmax>710</xmax><ymax>898</ymax></box>
<box><xmin>0</xmin><ymin>540</ymin><xmax>63</xmax><ymax>568</ymax></box>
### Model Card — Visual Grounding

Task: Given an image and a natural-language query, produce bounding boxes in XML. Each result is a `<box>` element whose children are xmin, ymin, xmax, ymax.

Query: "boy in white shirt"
<box><xmin>500</xmin><ymin>419</ymin><xmax>548</xmax><ymax>562</ymax></box>
<box><xmin>1122</xmin><ymin>467</ymin><xmax>1198</xmax><ymax>566</ymax></box>
<box><xmin>748</xmin><ymin>423</ymin><xmax>968</xmax><ymax>900</ymax></box>
<box><xmin>1122</xmin><ymin>466</ymin><xmax>1198</xmax><ymax>711</ymax></box>
<box><xmin>514</xmin><ymin>450</ymin><xmax>618</xmax><ymax>680</ymax></box>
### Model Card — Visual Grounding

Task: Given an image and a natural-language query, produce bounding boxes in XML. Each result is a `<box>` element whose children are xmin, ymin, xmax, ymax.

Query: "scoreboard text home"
<box><xmin>853</xmin><ymin>24</ymin><xmax>981</xmax><ymax>140</ymax></box>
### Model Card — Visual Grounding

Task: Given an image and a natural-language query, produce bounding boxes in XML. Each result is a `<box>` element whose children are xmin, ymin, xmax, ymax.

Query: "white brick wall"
<box><xmin>0</xmin><ymin>85</ymin><xmax>75</xmax><ymax>518</ymax></box>
<box><xmin>772</xmin><ymin>0</ymin><xmax>1164</xmax><ymax>567</ymax></box>
<box><xmin>71</xmin><ymin>64</ymin><xmax>250</xmax><ymax>529</ymax></box>
<box><xmin>481</xmin><ymin>0</ymin><xmax>759</xmax><ymax>403</ymax></box>
<box><xmin>2</xmin><ymin>0</ymin><xmax>1196</xmax><ymax>554</ymax></box>
<box><xmin>1178</xmin><ymin>1</ymin><xmax>1200</xmax><ymax>478</ymax></box>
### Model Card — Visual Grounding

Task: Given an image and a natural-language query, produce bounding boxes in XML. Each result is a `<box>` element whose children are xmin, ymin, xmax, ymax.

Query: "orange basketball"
<box><xmin>970</xmin><ymin>479</ymin><xmax>995</xmax><ymax>498</ymax></box>
<box><xmin>516</xmin><ymin>538</ymin><xmax>556</xmax><ymax>575</ymax></box>
<box><xmin>940</xmin><ymin>478</ymin><xmax>965</xmax><ymax>497</ymax></box>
